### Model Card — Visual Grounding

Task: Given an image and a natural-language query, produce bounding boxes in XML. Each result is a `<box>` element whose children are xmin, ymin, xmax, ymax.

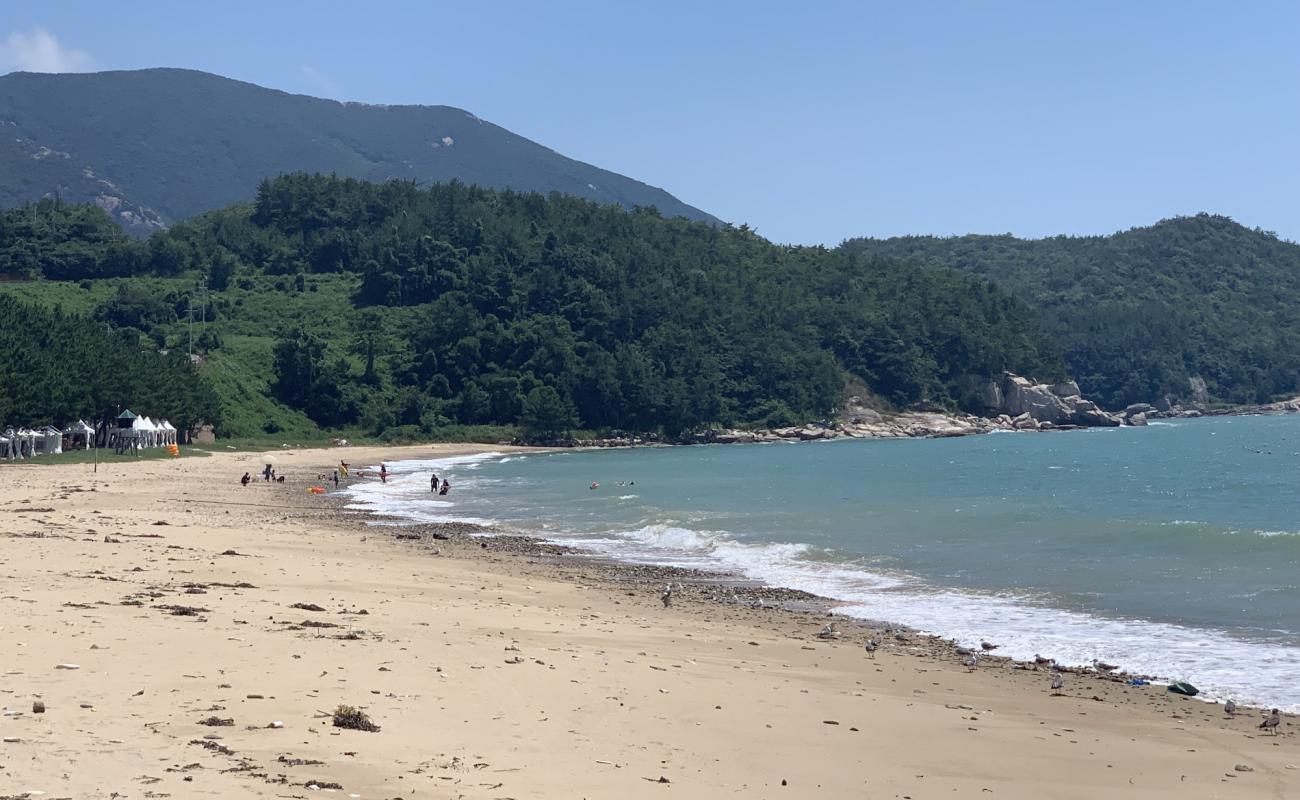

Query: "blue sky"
<box><xmin>2</xmin><ymin>1</ymin><xmax>1298</xmax><ymax>244</ymax></box>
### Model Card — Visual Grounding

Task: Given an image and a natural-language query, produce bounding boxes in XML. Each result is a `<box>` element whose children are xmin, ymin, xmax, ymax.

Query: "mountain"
<box><xmin>841</xmin><ymin>215</ymin><xmax>1300</xmax><ymax>408</ymax></box>
<box><xmin>0</xmin><ymin>176</ymin><xmax>1063</xmax><ymax>439</ymax></box>
<box><xmin>0</xmin><ymin>68</ymin><xmax>719</xmax><ymax>234</ymax></box>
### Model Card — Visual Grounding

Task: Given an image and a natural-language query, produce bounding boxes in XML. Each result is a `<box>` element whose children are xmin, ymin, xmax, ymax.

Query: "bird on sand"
<box><xmin>817</xmin><ymin>622</ymin><xmax>840</xmax><ymax>640</ymax></box>
<box><xmin>980</xmin><ymin>640</ymin><xmax>999</xmax><ymax>652</ymax></box>
<box><xmin>660</xmin><ymin>585</ymin><xmax>673</xmax><ymax>608</ymax></box>
<box><xmin>1050</xmin><ymin>673</ymin><xmax>1064</xmax><ymax>694</ymax></box>
<box><xmin>864</xmin><ymin>639</ymin><xmax>878</xmax><ymax>659</ymax></box>
<box><xmin>1033</xmin><ymin>654</ymin><xmax>1054</xmax><ymax>666</ymax></box>
<box><xmin>1092</xmin><ymin>659</ymin><xmax>1119</xmax><ymax>673</ymax></box>
<box><xmin>963</xmin><ymin>653</ymin><xmax>979</xmax><ymax>671</ymax></box>
<box><xmin>1260</xmin><ymin>709</ymin><xmax>1281</xmax><ymax>735</ymax></box>
<box><xmin>1224</xmin><ymin>699</ymin><xmax>1237</xmax><ymax>717</ymax></box>
<box><xmin>954</xmin><ymin>645</ymin><xmax>975</xmax><ymax>657</ymax></box>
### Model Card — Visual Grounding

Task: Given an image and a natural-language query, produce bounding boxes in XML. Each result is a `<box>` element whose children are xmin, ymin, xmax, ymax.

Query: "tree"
<box><xmin>520</xmin><ymin>385</ymin><xmax>577</xmax><ymax>438</ymax></box>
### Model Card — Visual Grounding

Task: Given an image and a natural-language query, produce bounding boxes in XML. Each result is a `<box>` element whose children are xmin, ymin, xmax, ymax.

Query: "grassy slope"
<box><xmin>2</xmin><ymin>273</ymin><xmax>521</xmax><ymax>443</ymax></box>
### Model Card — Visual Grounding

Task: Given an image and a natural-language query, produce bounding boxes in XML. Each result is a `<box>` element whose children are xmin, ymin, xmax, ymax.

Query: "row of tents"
<box><xmin>1</xmin><ymin>410</ymin><xmax>179</xmax><ymax>460</ymax></box>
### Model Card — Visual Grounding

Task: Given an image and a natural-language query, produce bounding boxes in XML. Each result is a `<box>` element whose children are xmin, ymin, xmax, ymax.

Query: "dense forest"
<box><xmin>0</xmin><ymin>293</ymin><xmax>218</xmax><ymax>434</ymax></box>
<box><xmin>842</xmin><ymin>216</ymin><xmax>1300</xmax><ymax>407</ymax></box>
<box><xmin>0</xmin><ymin>176</ymin><xmax>1063</xmax><ymax>439</ymax></box>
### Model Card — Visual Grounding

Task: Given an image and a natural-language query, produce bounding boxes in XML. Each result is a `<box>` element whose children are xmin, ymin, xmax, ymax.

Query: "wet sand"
<box><xmin>0</xmin><ymin>443</ymin><xmax>1295</xmax><ymax>799</ymax></box>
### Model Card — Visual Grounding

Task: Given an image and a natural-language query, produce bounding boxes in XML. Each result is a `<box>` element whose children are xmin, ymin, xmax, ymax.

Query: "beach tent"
<box><xmin>64</xmin><ymin>420</ymin><xmax>95</xmax><ymax>450</ymax></box>
<box><xmin>36</xmin><ymin>425</ymin><xmax>63</xmax><ymax>455</ymax></box>
<box><xmin>0</xmin><ymin>431</ymin><xmax>13</xmax><ymax>460</ymax></box>
<box><xmin>160</xmin><ymin>419</ymin><xmax>178</xmax><ymax>445</ymax></box>
<box><xmin>15</xmin><ymin>428</ymin><xmax>37</xmax><ymax>458</ymax></box>
<box><xmin>129</xmin><ymin>414</ymin><xmax>155</xmax><ymax>448</ymax></box>
<box><xmin>140</xmin><ymin>416</ymin><xmax>161</xmax><ymax>447</ymax></box>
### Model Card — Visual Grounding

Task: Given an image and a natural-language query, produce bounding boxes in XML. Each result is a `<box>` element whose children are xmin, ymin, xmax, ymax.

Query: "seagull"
<box><xmin>1050</xmin><ymin>673</ymin><xmax>1065</xmax><ymax>694</ymax></box>
<box><xmin>1092</xmin><ymin>659</ymin><xmax>1119</xmax><ymax>673</ymax></box>
<box><xmin>1224</xmin><ymin>700</ymin><xmax>1237</xmax><ymax>717</ymax></box>
<box><xmin>963</xmin><ymin>654</ymin><xmax>979</xmax><ymax>671</ymax></box>
<box><xmin>980</xmin><ymin>640</ymin><xmax>999</xmax><ymax>652</ymax></box>
<box><xmin>1260</xmin><ymin>709</ymin><xmax>1281</xmax><ymax>735</ymax></box>
<box><xmin>816</xmin><ymin>622</ymin><xmax>840</xmax><ymax>640</ymax></box>
<box><xmin>954</xmin><ymin>645</ymin><xmax>975</xmax><ymax>657</ymax></box>
<box><xmin>1033</xmin><ymin>654</ymin><xmax>1054</xmax><ymax>666</ymax></box>
<box><xmin>864</xmin><ymin>639</ymin><xmax>878</xmax><ymax>659</ymax></box>
<box><xmin>660</xmin><ymin>585</ymin><xmax>673</xmax><ymax>608</ymax></box>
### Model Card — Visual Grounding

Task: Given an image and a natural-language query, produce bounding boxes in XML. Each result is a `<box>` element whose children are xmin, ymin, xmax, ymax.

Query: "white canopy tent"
<box><xmin>160</xmin><ymin>419</ymin><xmax>178</xmax><ymax>445</ymax></box>
<box><xmin>134</xmin><ymin>416</ymin><xmax>158</xmax><ymax>448</ymax></box>
<box><xmin>13</xmin><ymin>428</ymin><xmax>37</xmax><ymax>458</ymax></box>
<box><xmin>64</xmin><ymin>420</ymin><xmax>95</xmax><ymax>450</ymax></box>
<box><xmin>35</xmin><ymin>425</ymin><xmax>62</xmax><ymax>455</ymax></box>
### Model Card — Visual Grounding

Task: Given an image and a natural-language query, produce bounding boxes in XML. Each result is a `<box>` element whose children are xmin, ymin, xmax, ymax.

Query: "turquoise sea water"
<box><xmin>344</xmin><ymin>415</ymin><xmax>1300</xmax><ymax>710</ymax></box>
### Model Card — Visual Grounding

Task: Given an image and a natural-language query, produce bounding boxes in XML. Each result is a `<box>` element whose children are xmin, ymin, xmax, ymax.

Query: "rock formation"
<box><xmin>984</xmin><ymin>373</ymin><xmax>1123</xmax><ymax>427</ymax></box>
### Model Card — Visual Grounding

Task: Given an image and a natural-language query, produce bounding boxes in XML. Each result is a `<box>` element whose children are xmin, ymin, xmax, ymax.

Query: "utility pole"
<box><xmin>187</xmin><ymin>292</ymin><xmax>193</xmax><ymax>358</ymax></box>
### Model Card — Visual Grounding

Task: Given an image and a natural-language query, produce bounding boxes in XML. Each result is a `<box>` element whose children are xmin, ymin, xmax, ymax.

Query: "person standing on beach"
<box><xmin>333</xmin><ymin>470</ymin><xmax>339</xmax><ymax>487</ymax></box>
<box><xmin>430</xmin><ymin>472</ymin><xmax>438</xmax><ymax>492</ymax></box>
<box><xmin>380</xmin><ymin>463</ymin><xmax>388</xmax><ymax>484</ymax></box>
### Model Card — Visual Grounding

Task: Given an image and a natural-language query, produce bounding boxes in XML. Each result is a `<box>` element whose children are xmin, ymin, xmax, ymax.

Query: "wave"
<box><xmin>540</xmin><ymin>521</ymin><xmax>1300</xmax><ymax>712</ymax></box>
<box><xmin>339</xmin><ymin>449</ymin><xmax>1300</xmax><ymax>712</ymax></box>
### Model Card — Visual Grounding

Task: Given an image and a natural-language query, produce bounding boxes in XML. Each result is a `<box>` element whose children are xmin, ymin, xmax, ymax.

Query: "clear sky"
<box><xmin>2</xmin><ymin>1</ymin><xmax>1297</xmax><ymax>245</ymax></box>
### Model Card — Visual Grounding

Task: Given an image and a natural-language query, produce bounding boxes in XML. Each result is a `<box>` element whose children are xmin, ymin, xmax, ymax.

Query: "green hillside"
<box><xmin>0</xmin><ymin>68</ymin><xmax>718</xmax><ymax>235</ymax></box>
<box><xmin>0</xmin><ymin>176</ymin><xmax>1063</xmax><ymax>439</ymax></box>
<box><xmin>842</xmin><ymin>215</ymin><xmax>1300</xmax><ymax>407</ymax></box>
<box><xmin>0</xmin><ymin>293</ymin><xmax>217</xmax><ymax>433</ymax></box>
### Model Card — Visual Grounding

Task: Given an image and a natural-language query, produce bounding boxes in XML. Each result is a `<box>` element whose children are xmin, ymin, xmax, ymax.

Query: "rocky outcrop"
<box><xmin>1188</xmin><ymin>376</ymin><xmax>1210</xmax><ymax>407</ymax></box>
<box><xmin>986</xmin><ymin>373</ymin><xmax>1125</xmax><ymax>427</ymax></box>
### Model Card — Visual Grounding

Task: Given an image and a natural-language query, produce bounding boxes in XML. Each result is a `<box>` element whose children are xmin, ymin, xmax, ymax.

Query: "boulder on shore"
<box><xmin>985</xmin><ymin>372</ymin><xmax>1124</xmax><ymax>427</ymax></box>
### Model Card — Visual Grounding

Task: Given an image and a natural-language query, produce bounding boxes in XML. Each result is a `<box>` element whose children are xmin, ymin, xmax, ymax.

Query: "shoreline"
<box><xmin>336</xmin><ymin>453</ymin><xmax>1290</xmax><ymax>714</ymax></box>
<box><xmin>1</xmin><ymin>443</ymin><xmax>1295</xmax><ymax>798</ymax></box>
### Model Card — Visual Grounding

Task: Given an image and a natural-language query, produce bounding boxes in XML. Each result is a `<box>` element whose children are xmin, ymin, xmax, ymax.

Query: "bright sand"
<box><xmin>0</xmin><ymin>444</ymin><xmax>1295</xmax><ymax>799</ymax></box>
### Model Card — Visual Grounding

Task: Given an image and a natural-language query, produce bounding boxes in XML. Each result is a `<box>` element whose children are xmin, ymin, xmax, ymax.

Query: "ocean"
<box><xmin>342</xmin><ymin>414</ymin><xmax>1300</xmax><ymax>711</ymax></box>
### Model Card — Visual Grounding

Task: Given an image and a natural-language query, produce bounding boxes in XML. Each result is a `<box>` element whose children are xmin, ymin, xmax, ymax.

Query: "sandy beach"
<box><xmin>1</xmin><ymin>444</ymin><xmax>1295</xmax><ymax>799</ymax></box>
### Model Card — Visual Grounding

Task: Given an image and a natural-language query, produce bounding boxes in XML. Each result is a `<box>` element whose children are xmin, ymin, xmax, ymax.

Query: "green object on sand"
<box><xmin>1167</xmin><ymin>682</ymin><xmax>1199</xmax><ymax>696</ymax></box>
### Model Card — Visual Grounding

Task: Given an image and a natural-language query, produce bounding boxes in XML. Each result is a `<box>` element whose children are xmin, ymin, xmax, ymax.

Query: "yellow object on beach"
<box><xmin>167</xmin><ymin>444</ymin><xmax>180</xmax><ymax>457</ymax></box>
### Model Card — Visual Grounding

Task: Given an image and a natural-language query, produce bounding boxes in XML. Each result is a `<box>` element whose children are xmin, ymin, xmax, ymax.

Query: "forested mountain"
<box><xmin>842</xmin><ymin>216</ymin><xmax>1300</xmax><ymax>408</ymax></box>
<box><xmin>0</xmin><ymin>68</ymin><xmax>718</xmax><ymax>235</ymax></box>
<box><xmin>0</xmin><ymin>176</ymin><xmax>1063</xmax><ymax>439</ymax></box>
<box><xmin>0</xmin><ymin>294</ymin><xmax>218</xmax><ymax>434</ymax></box>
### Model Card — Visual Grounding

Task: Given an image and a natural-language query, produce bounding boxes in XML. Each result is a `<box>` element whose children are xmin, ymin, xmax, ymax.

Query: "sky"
<box><xmin>2</xmin><ymin>1</ymin><xmax>1298</xmax><ymax>245</ymax></box>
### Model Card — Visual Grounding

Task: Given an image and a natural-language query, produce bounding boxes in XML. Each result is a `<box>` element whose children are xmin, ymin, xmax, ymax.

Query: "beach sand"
<box><xmin>1</xmin><ymin>444</ymin><xmax>1295</xmax><ymax>799</ymax></box>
